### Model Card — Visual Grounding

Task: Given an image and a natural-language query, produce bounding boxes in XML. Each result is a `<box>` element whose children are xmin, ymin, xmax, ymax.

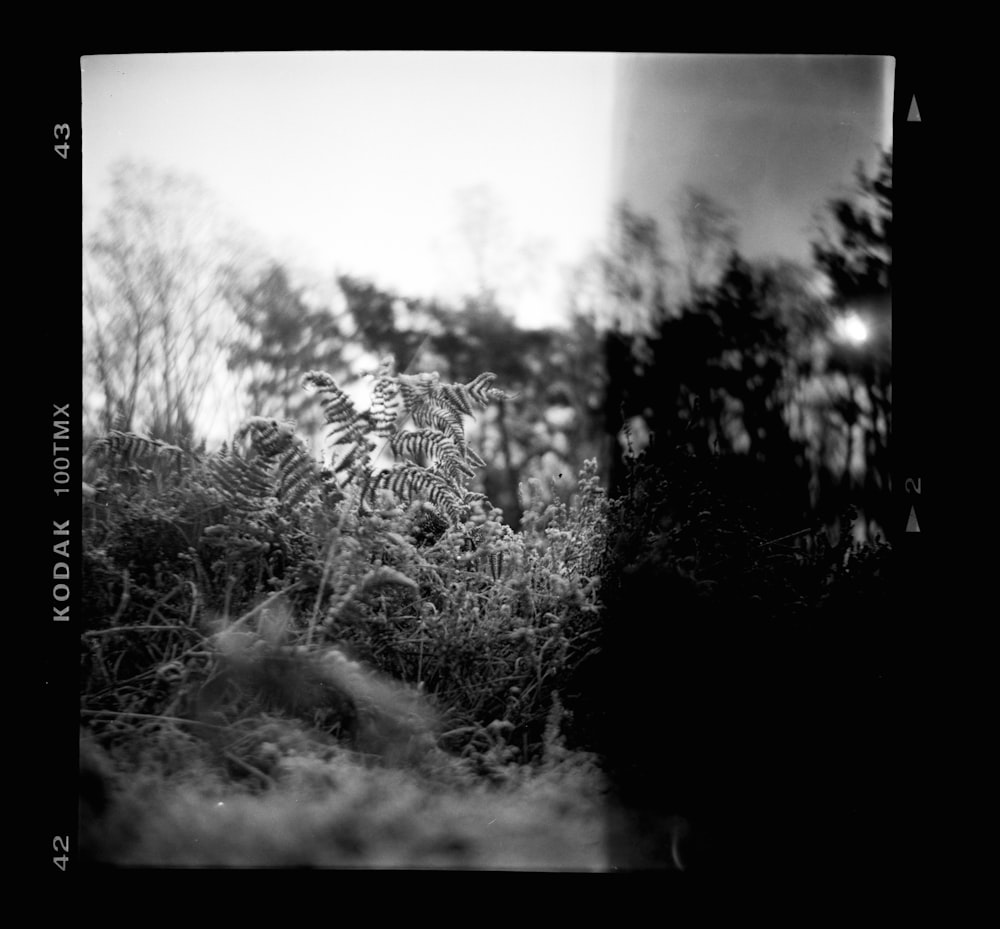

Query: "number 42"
<box><xmin>53</xmin><ymin>835</ymin><xmax>69</xmax><ymax>870</ymax></box>
<box><xmin>54</xmin><ymin>124</ymin><xmax>70</xmax><ymax>159</ymax></box>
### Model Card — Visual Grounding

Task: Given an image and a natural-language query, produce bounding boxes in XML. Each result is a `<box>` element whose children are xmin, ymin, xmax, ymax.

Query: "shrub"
<box><xmin>81</xmin><ymin>359</ymin><xmax>608</xmax><ymax>789</ymax></box>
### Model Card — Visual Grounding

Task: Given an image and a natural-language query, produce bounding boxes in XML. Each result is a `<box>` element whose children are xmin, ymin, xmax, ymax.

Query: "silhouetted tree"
<box><xmin>676</xmin><ymin>185</ymin><xmax>739</xmax><ymax>303</ymax></box>
<box><xmin>604</xmin><ymin>252</ymin><xmax>814</xmax><ymax>535</ymax></box>
<box><xmin>337</xmin><ymin>275</ymin><xmax>433</xmax><ymax>374</ymax></box>
<box><xmin>813</xmin><ymin>150</ymin><xmax>891</xmax><ymax>302</ymax></box>
<box><xmin>228</xmin><ymin>265</ymin><xmax>349</xmax><ymax>422</ymax></box>
<box><xmin>83</xmin><ymin>160</ymin><xmax>254</xmax><ymax>447</ymax></box>
<box><xmin>596</xmin><ymin>202</ymin><xmax>671</xmax><ymax>336</ymax></box>
<box><xmin>810</xmin><ymin>148</ymin><xmax>892</xmax><ymax>539</ymax></box>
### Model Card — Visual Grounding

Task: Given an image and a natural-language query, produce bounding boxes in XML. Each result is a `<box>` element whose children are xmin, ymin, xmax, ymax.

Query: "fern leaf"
<box><xmin>369</xmin><ymin>465</ymin><xmax>461</xmax><ymax>520</ymax></box>
<box><xmin>437</xmin><ymin>383</ymin><xmax>474</xmax><ymax>418</ymax></box>
<box><xmin>466</xmin><ymin>371</ymin><xmax>509</xmax><ymax>406</ymax></box>
<box><xmin>389</xmin><ymin>429</ymin><xmax>456</xmax><ymax>464</ymax></box>
<box><xmin>411</xmin><ymin>402</ymin><xmax>466</xmax><ymax>452</ymax></box>
<box><xmin>303</xmin><ymin>372</ymin><xmax>365</xmax><ymax>440</ymax></box>
<box><xmin>110</xmin><ymin>408</ymin><xmax>130</xmax><ymax>433</ymax></box>
<box><xmin>302</xmin><ymin>370</ymin><xmax>375</xmax><ymax>490</ymax></box>
<box><xmin>236</xmin><ymin>417</ymin><xmax>297</xmax><ymax>459</ymax></box>
<box><xmin>207</xmin><ymin>451</ymin><xmax>274</xmax><ymax>514</ymax></box>
<box><xmin>371</xmin><ymin>373</ymin><xmax>402</xmax><ymax>438</ymax></box>
<box><xmin>434</xmin><ymin>455</ymin><xmax>476</xmax><ymax>484</ymax></box>
<box><xmin>89</xmin><ymin>430</ymin><xmax>185</xmax><ymax>467</ymax></box>
<box><xmin>332</xmin><ymin>440</ymin><xmax>374</xmax><ymax>478</ymax></box>
<box><xmin>276</xmin><ymin>442</ymin><xmax>321</xmax><ymax>509</ymax></box>
<box><xmin>395</xmin><ymin>371</ymin><xmax>441</xmax><ymax>412</ymax></box>
<box><xmin>464</xmin><ymin>372</ymin><xmax>498</xmax><ymax>406</ymax></box>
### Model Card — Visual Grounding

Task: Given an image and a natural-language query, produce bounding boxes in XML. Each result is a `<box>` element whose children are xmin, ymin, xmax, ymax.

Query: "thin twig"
<box><xmin>79</xmin><ymin>709</ymin><xmax>228</xmax><ymax>732</ymax></box>
<box><xmin>307</xmin><ymin>533</ymin><xmax>341</xmax><ymax>647</ymax></box>
<box><xmin>188</xmin><ymin>580</ymin><xmax>201</xmax><ymax>626</ymax></box>
<box><xmin>150</xmin><ymin>581</ymin><xmax>186</xmax><ymax>613</ymax></box>
<box><xmin>438</xmin><ymin>725</ymin><xmax>479</xmax><ymax>741</ymax></box>
<box><xmin>109</xmin><ymin>569</ymin><xmax>132</xmax><ymax>624</ymax></box>
<box><xmin>82</xmin><ymin>624</ymin><xmax>203</xmax><ymax>638</ymax></box>
<box><xmin>758</xmin><ymin>526</ymin><xmax>814</xmax><ymax>548</ymax></box>
<box><xmin>223</xmin><ymin>751</ymin><xmax>277</xmax><ymax>789</ymax></box>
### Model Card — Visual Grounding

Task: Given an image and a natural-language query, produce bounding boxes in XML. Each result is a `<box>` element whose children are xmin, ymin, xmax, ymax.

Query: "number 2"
<box><xmin>904</xmin><ymin>477</ymin><xmax>921</xmax><ymax>495</ymax></box>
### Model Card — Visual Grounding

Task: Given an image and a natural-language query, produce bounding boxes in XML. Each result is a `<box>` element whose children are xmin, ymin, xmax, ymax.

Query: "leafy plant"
<box><xmin>303</xmin><ymin>359</ymin><xmax>506</xmax><ymax>522</ymax></box>
<box><xmin>82</xmin><ymin>358</ymin><xmax>610</xmax><ymax>776</ymax></box>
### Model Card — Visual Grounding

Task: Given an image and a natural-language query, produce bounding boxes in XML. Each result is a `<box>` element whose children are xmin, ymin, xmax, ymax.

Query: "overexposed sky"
<box><xmin>611</xmin><ymin>54</ymin><xmax>894</xmax><ymax>265</ymax></box>
<box><xmin>82</xmin><ymin>51</ymin><xmax>619</xmax><ymax>327</ymax></box>
<box><xmin>82</xmin><ymin>51</ymin><xmax>893</xmax><ymax>331</ymax></box>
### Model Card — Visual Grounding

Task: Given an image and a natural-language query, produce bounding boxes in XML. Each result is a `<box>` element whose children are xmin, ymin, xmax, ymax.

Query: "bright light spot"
<box><xmin>834</xmin><ymin>312</ymin><xmax>870</xmax><ymax>346</ymax></box>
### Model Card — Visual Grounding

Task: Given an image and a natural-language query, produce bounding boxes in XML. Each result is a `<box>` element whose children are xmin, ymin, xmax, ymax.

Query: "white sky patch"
<box><xmin>82</xmin><ymin>51</ymin><xmax>618</xmax><ymax>329</ymax></box>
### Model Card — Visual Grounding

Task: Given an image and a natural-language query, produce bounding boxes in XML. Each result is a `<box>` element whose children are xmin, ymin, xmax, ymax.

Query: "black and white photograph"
<box><xmin>57</xmin><ymin>49</ymin><xmax>923</xmax><ymax>877</ymax></box>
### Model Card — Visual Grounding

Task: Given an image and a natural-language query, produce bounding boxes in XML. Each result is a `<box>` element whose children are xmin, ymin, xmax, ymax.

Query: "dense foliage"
<box><xmin>81</xmin><ymin>364</ymin><xmax>608</xmax><ymax>807</ymax></box>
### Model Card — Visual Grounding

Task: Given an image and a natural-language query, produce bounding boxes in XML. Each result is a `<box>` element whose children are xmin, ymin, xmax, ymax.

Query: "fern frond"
<box><xmin>395</xmin><ymin>371</ymin><xmax>441</xmax><ymax>413</ymax></box>
<box><xmin>236</xmin><ymin>417</ymin><xmax>297</xmax><ymax>459</ymax></box>
<box><xmin>89</xmin><ymin>430</ymin><xmax>186</xmax><ymax>467</ymax></box>
<box><xmin>464</xmin><ymin>371</ymin><xmax>502</xmax><ymax>406</ymax></box>
<box><xmin>433</xmin><ymin>454</ymin><xmax>476</xmax><ymax>485</ymax></box>
<box><xmin>208</xmin><ymin>451</ymin><xmax>273</xmax><ymax>514</ymax></box>
<box><xmin>466</xmin><ymin>446</ymin><xmax>488</xmax><ymax>469</ymax></box>
<box><xmin>276</xmin><ymin>442</ymin><xmax>321</xmax><ymax>510</ymax></box>
<box><xmin>411</xmin><ymin>402</ymin><xmax>466</xmax><ymax>452</ymax></box>
<box><xmin>328</xmin><ymin>440</ymin><xmax>368</xmax><ymax>477</ymax></box>
<box><xmin>436</xmin><ymin>383</ymin><xmax>474</xmax><ymax>418</ymax></box>
<box><xmin>389</xmin><ymin>429</ymin><xmax>456</xmax><ymax>465</ymax></box>
<box><xmin>371</xmin><ymin>373</ymin><xmax>403</xmax><ymax>438</ymax></box>
<box><xmin>298</xmin><ymin>361</ymin><xmax>502</xmax><ymax>524</ymax></box>
<box><xmin>110</xmin><ymin>408</ymin><xmax>130</xmax><ymax>433</ymax></box>
<box><xmin>468</xmin><ymin>372</ymin><xmax>509</xmax><ymax>406</ymax></box>
<box><xmin>302</xmin><ymin>370</ymin><xmax>376</xmax><ymax>492</ymax></box>
<box><xmin>368</xmin><ymin>465</ymin><xmax>461</xmax><ymax>520</ymax></box>
<box><xmin>302</xmin><ymin>371</ymin><xmax>368</xmax><ymax>448</ymax></box>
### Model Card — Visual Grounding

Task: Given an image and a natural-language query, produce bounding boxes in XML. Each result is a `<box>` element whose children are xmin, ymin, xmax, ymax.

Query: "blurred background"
<box><xmin>82</xmin><ymin>51</ymin><xmax>893</xmax><ymax>542</ymax></box>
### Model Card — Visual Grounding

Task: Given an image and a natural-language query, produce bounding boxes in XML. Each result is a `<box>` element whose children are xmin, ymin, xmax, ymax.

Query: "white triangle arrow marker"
<box><xmin>906</xmin><ymin>505</ymin><xmax>920</xmax><ymax>532</ymax></box>
<box><xmin>908</xmin><ymin>95</ymin><xmax>921</xmax><ymax>122</ymax></box>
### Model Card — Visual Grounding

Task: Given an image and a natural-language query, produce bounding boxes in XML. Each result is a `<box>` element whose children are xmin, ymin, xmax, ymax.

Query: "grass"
<box><xmin>80</xmin><ymin>725</ymin><xmax>608</xmax><ymax>869</ymax></box>
<box><xmin>79</xmin><ymin>401</ymin><xmax>890</xmax><ymax>871</ymax></box>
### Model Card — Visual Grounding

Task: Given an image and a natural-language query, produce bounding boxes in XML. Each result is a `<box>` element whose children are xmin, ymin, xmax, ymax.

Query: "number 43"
<box><xmin>54</xmin><ymin>124</ymin><xmax>70</xmax><ymax>159</ymax></box>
